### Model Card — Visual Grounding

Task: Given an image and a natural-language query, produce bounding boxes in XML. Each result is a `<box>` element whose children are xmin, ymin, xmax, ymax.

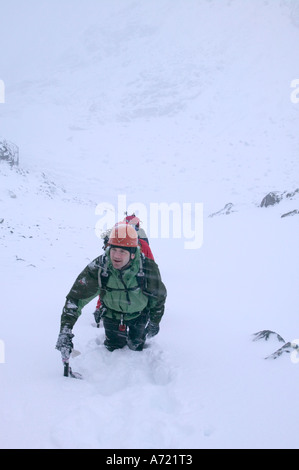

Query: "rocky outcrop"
<box><xmin>260</xmin><ymin>189</ymin><xmax>299</xmax><ymax>217</ymax></box>
<box><xmin>281</xmin><ymin>209</ymin><xmax>299</xmax><ymax>218</ymax></box>
<box><xmin>260</xmin><ymin>191</ymin><xmax>283</xmax><ymax>207</ymax></box>
<box><xmin>209</xmin><ymin>202</ymin><xmax>235</xmax><ymax>218</ymax></box>
<box><xmin>0</xmin><ymin>139</ymin><xmax>19</xmax><ymax>166</ymax></box>
<box><xmin>252</xmin><ymin>330</ymin><xmax>285</xmax><ymax>343</ymax></box>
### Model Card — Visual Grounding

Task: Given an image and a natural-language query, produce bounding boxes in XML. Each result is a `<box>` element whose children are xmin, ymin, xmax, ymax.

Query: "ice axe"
<box><xmin>63</xmin><ymin>349</ymin><xmax>82</xmax><ymax>379</ymax></box>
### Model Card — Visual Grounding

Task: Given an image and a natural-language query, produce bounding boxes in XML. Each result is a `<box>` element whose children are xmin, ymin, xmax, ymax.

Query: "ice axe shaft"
<box><xmin>63</xmin><ymin>360</ymin><xmax>82</xmax><ymax>379</ymax></box>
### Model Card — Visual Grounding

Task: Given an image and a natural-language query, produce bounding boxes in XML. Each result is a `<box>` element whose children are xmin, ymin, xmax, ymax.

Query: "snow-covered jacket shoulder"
<box><xmin>60</xmin><ymin>256</ymin><xmax>103</xmax><ymax>329</ymax></box>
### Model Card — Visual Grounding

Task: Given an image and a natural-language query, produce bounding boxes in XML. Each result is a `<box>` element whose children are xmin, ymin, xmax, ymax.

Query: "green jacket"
<box><xmin>60</xmin><ymin>249</ymin><xmax>167</xmax><ymax>331</ymax></box>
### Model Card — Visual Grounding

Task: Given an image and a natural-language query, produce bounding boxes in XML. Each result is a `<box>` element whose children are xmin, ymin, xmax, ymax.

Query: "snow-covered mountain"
<box><xmin>1</xmin><ymin>0</ymin><xmax>299</xmax><ymax>449</ymax></box>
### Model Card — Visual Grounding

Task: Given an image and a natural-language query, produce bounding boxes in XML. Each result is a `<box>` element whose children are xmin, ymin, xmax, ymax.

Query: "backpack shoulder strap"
<box><xmin>136</xmin><ymin>252</ymin><xmax>146</xmax><ymax>290</ymax></box>
<box><xmin>98</xmin><ymin>253</ymin><xmax>109</xmax><ymax>289</ymax></box>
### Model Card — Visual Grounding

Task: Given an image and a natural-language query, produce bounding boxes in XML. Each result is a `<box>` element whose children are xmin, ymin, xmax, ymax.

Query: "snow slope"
<box><xmin>0</xmin><ymin>0</ymin><xmax>299</xmax><ymax>449</ymax></box>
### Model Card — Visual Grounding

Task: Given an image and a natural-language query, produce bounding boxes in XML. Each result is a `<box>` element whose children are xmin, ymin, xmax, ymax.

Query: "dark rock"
<box><xmin>285</xmin><ymin>188</ymin><xmax>299</xmax><ymax>198</ymax></box>
<box><xmin>0</xmin><ymin>139</ymin><xmax>19</xmax><ymax>166</ymax></box>
<box><xmin>265</xmin><ymin>342</ymin><xmax>295</xmax><ymax>360</ymax></box>
<box><xmin>252</xmin><ymin>330</ymin><xmax>285</xmax><ymax>343</ymax></box>
<box><xmin>260</xmin><ymin>191</ymin><xmax>283</xmax><ymax>207</ymax></box>
<box><xmin>209</xmin><ymin>203</ymin><xmax>235</xmax><ymax>218</ymax></box>
<box><xmin>261</xmin><ymin>188</ymin><xmax>299</xmax><ymax>208</ymax></box>
<box><xmin>281</xmin><ymin>209</ymin><xmax>299</xmax><ymax>218</ymax></box>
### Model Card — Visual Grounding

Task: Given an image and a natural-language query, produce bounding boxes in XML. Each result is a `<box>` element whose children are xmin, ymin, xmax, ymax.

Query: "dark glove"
<box><xmin>146</xmin><ymin>321</ymin><xmax>160</xmax><ymax>338</ymax></box>
<box><xmin>93</xmin><ymin>305</ymin><xmax>106</xmax><ymax>326</ymax></box>
<box><xmin>93</xmin><ymin>309</ymin><xmax>102</xmax><ymax>325</ymax></box>
<box><xmin>56</xmin><ymin>326</ymin><xmax>74</xmax><ymax>362</ymax></box>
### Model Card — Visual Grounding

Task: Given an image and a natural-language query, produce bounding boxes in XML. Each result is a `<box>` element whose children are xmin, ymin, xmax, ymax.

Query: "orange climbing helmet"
<box><xmin>107</xmin><ymin>222</ymin><xmax>138</xmax><ymax>248</ymax></box>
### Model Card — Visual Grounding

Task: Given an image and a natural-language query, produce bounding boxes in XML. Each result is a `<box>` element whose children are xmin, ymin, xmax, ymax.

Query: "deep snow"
<box><xmin>0</xmin><ymin>0</ymin><xmax>299</xmax><ymax>449</ymax></box>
